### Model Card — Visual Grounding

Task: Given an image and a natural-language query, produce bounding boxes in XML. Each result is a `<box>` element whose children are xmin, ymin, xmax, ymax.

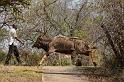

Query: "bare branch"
<box><xmin>43</xmin><ymin>0</ymin><xmax>59</xmax><ymax>7</ymax></box>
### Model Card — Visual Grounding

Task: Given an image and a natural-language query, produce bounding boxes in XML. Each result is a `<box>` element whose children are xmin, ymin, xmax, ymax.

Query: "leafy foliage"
<box><xmin>74</xmin><ymin>29</ymin><xmax>87</xmax><ymax>38</ymax></box>
<box><xmin>0</xmin><ymin>50</ymin><xmax>6</xmax><ymax>63</ymax></box>
<box><xmin>0</xmin><ymin>0</ymin><xmax>31</xmax><ymax>28</ymax></box>
<box><xmin>0</xmin><ymin>0</ymin><xmax>31</xmax><ymax>7</ymax></box>
<box><xmin>0</xmin><ymin>29</ymin><xmax>7</xmax><ymax>40</ymax></box>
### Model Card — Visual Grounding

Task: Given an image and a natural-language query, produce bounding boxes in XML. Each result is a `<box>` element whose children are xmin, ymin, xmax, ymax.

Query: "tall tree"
<box><xmin>0</xmin><ymin>0</ymin><xmax>31</xmax><ymax>28</ymax></box>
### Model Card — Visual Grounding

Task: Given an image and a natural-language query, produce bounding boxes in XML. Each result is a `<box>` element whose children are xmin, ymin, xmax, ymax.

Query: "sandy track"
<box><xmin>0</xmin><ymin>66</ymin><xmax>123</xmax><ymax>82</ymax></box>
<box><xmin>42</xmin><ymin>66</ymin><xmax>124</xmax><ymax>82</ymax></box>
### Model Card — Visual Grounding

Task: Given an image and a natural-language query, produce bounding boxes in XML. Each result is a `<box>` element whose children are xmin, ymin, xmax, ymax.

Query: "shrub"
<box><xmin>43</xmin><ymin>53</ymin><xmax>72</xmax><ymax>66</ymax></box>
<box><xmin>0</xmin><ymin>50</ymin><xmax>6</xmax><ymax>63</ymax></box>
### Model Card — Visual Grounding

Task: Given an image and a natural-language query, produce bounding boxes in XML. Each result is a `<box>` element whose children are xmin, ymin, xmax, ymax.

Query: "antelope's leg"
<box><xmin>39</xmin><ymin>53</ymin><xmax>48</xmax><ymax>65</ymax></box>
<box><xmin>39</xmin><ymin>47</ymin><xmax>56</xmax><ymax>65</ymax></box>
<box><xmin>71</xmin><ymin>51</ymin><xmax>77</xmax><ymax>65</ymax></box>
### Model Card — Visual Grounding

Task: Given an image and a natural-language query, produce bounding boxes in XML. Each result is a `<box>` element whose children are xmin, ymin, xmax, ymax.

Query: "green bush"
<box><xmin>19</xmin><ymin>49</ymin><xmax>42</xmax><ymax>66</ymax></box>
<box><xmin>24</xmin><ymin>53</ymin><xmax>42</xmax><ymax>66</ymax></box>
<box><xmin>0</xmin><ymin>50</ymin><xmax>6</xmax><ymax>63</ymax></box>
<box><xmin>43</xmin><ymin>54</ymin><xmax>72</xmax><ymax>66</ymax></box>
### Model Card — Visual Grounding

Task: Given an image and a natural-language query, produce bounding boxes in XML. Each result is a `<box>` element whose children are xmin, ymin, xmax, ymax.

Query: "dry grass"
<box><xmin>0</xmin><ymin>65</ymin><xmax>43</xmax><ymax>82</ymax></box>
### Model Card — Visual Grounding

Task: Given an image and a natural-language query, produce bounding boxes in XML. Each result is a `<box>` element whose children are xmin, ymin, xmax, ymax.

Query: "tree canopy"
<box><xmin>0</xmin><ymin>0</ymin><xmax>31</xmax><ymax>28</ymax></box>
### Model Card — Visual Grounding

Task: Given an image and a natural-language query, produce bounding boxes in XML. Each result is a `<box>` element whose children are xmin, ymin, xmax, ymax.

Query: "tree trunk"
<box><xmin>101</xmin><ymin>25</ymin><xmax>124</xmax><ymax>68</ymax></box>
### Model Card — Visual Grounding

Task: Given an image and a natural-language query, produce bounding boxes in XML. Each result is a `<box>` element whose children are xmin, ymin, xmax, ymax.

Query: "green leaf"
<box><xmin>74</xmin><ymin>29</ymin><xmax>87</xmax><ymax>38</ymax></box>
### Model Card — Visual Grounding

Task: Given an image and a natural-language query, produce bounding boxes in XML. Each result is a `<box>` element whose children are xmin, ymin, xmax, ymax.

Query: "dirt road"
<box><xmin>0</xmin><ymin>66</ymin><xmax>123</xmax><ymax>82</ymax></box>
<box><xmin>42</xmin><ymin>66</ymin><xmax>124</xmax><ymax>82</ymax></box>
